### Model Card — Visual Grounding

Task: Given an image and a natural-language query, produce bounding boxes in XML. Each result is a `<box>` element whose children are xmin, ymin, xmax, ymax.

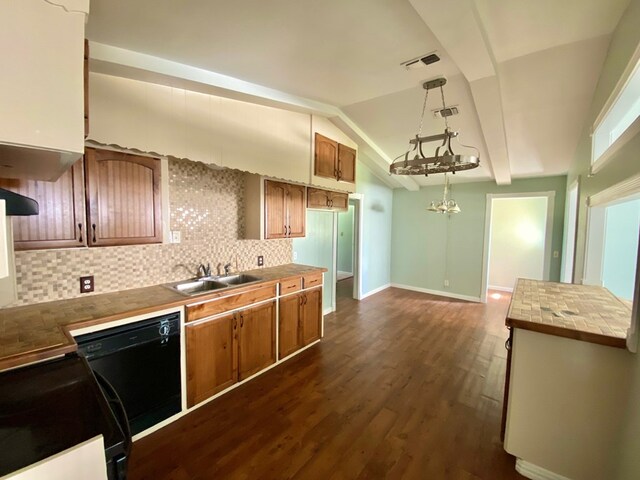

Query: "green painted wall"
<box><xmin>337</xmin><ymin>204</ymin><xmax>354</xmax><ymax>274</ymax></box>
<box><xmin>356</xmin><ymin>162</ymin><xmax>393</xmax><ymax>295</ymax></box>
<box><xmin>602</xmin><ymin>199</ymin><xmax>640</xmax><ymax>301</ymax></box>
<box><xmin>391</xmin><ymin>176</ymin><xmax>567</xmax><ymax>299</ymax></box>
<box><xmin>292</xmin><ymin>210</ymin><xmax>334</xmax><ymax>310</ymax></box>
<box><xmin>558</xmin><ymin>1</ymin><xmax>640</xmax><ymax>477</ymax></box>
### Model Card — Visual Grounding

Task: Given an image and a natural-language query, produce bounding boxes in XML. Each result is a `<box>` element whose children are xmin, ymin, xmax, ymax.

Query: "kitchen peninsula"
<box><xmin>502</xmin><ymin>279</ymin><xmax>633</xmax><ymax>480</ymax></box>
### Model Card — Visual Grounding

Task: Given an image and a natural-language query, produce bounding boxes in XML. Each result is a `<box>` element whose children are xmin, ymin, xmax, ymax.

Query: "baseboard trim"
<box><xmin>337</xmin><ymin>270</ymin><xmax>353</xmax><ymax>277</ymax></box>
<box><xmin>360</xmin><ymin>283</ymin><xmax>390</xmax><ymax>299</ymax></box>
<box><xmin>323</xmin><ymin>307</ymin><xmax>334</xmax><ymax>316</ymax></box>
<box><xmin>390</xmin><ymin>283</ymin><xmax>481</xmax><ymax>303</ymax></box>
<box><xmin>515</xmin><ymin>459</ymin><xmax>572</xmax><ymax>480</ymax></box>
<box><xmin>488</xmin><ymin>285</ymin><xmax>514</xmax><ymax>293</ymax></box>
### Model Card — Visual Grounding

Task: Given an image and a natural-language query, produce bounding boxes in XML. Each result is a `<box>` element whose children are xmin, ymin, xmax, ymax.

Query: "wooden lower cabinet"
<box><xmin>278</xmin><ymin>287</ymin><xmax>323</xmax><ymax>359</ymax></box>
<box><xmin>186</xmin><ymin>300</ymin><xmax>276</xmax><ymax>407</ymax></box>
<box><xmin>186</xmin><ymin>312</ymin><xmax>238</xmax><ymax>408</ymax></box>
<box><xmin>301</xmin><ymin>287</ymin><xmax>322</xmax><ymax>345</ymax></box>
<box><xmin>238</xmin><ymin>301</ymin><xmax>276</xmax><ymax>380</ymax></box>
<box><xmin>279</xmin><ymin>294</ymin><xmax>303</xmax><ymax>358</ymax></box>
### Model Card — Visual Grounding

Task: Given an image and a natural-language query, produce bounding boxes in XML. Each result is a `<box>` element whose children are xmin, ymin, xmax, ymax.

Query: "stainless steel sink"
<box><xmin>167</xmin><ymin>274</ymin><xmax>263</xmax><ymax>296</ymax></box>
<box><xmin>214</xmin><ymin>274</ymin><xmax>263</xmax><ymax>286</ymax></box>
<box><xmin>168</xmin><ymin>279</ymin><xmax>229</xmax><ymax>296</ymax></box>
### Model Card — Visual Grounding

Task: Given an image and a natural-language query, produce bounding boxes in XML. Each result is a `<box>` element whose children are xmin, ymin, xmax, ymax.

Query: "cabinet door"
<box><xmin>85</xmin><ymin>148</ymin><xmax>162</xmax><ymax>246</ymax></box>
<box><xmin>314</xmin><ymin>133</ymin><xmax>338</xmax><ymax>179</ymax></box>
<box><xmin>287</xmin><ymin>183</ymin><xmax>306</xmax><ymax>238</ymax></box>
<box><xmin>307</xmin><ymin>187</ymin><xmax>329</xmax><ymax>209</ymax></box>
<box><xmin>0</xmin><ymin>161</ymin><xmax>85</xmax><ymax>250</ymax></box>
<box><xmin>264</xmin><ymin>180</ymin><xmax>288</xmax><ymax>239</ymax></box>
<box><xmin>338</xmin><ymin>144</ymin><xmax>356</xmax><ymax>183</ymax></box>
<box><xmin>301</xmin><ymin>287</ymin><xmax>322</xmax><ymax>346</ymax></box>
<box><xmin>329</xmin><ymin>192</ymin><xmax>349</xmax><ymax>211</ymax></box>
<box><xmin>279</xmin><ymin>294</ymin><xmax>303</xmax><ymax>358</ymax></box>
<box><xmin>238</xmin><ymin>301</ymin><xmax>276</xmax><ymax>380</ymax></box>
<box><xmin>186</xmin><ymin>312</ymin><xmax>238</xmax><ymax>407</ymax></box>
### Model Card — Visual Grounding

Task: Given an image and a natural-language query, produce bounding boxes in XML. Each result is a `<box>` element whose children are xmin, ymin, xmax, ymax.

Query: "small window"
<box><xmin>591</xmin><ymin>49</ymin><xmax>640</xmax><ymax>173</ymax></box>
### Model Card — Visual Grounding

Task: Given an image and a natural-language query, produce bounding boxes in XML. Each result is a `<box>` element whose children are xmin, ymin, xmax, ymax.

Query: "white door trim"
<box><xmin>349</xmin><ymin>193</ymin><xmax>364</xmax><ymax>300</ymax></box>
<box><xmin>481</xmin><ymin>192</ymin><xmax>556</xmax><ymax>303</ymax></box>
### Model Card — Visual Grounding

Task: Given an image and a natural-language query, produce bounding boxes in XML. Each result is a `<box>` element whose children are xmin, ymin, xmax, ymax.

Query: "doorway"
<box><xmin>481</xmin><ymin>192</ymin><xmax>555</xmax><ymax>302</ymax></box>
<box><xmin>336</xmin><ymin>195</ymin><xmax>363</xmax><ymax>301</ymax></box>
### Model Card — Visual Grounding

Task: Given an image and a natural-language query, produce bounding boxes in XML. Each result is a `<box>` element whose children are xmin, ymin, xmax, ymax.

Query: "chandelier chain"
<box><xmin>417</xmin><ymin>88</ymin><xmax>429</xmax><ymax>136</ymax></box>
<box><xmin>439</xmin><ymin>85</ymin><xmax>450</xmax><ymax>130</ymax></box>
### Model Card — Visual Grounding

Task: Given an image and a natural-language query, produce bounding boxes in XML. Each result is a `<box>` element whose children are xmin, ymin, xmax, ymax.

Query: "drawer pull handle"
<box><xmin>78</xmin><ymin>223</ymin><xmax>83</xmax><ymax>243</ymax></box>
<box><xmin>91</xmin><ymin>223</ymin><xmax>96</xmax><ymax>243</ymax></box>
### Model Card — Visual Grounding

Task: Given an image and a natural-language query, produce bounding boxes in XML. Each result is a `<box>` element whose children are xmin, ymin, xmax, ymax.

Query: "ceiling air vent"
<box><xmin>401</xmin><ymin>52</ymin><xmax>440</xmax><ymax>71</ymax></box>
<box><xmin>433</xmin><ymin>106</ymin><xmax>459</xmax><ymax>118</ymax></box>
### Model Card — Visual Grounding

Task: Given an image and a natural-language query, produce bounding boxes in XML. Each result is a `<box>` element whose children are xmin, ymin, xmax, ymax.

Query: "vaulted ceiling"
<box><xmin>86</xmin><ymin>0</ymin><xmax>630</xmax><ymax>188</ymax></box>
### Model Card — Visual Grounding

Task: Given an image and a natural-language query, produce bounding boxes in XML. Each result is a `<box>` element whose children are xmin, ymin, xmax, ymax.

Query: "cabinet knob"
<box><xmin>91</xmin><ymin>223</ymin><xmax>97</xmax><ymax>243</ymax></box>
<box><xmin>78</xmin><ymin>223</ymin><xmax>83</xmax><ymax>243</ymax></box>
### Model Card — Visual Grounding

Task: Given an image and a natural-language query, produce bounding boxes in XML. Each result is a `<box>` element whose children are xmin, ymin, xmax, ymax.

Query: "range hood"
<box><xmin>0</xmin><ymin>188</ymin><xmax>39</xmax><ymax>216</ymax></box>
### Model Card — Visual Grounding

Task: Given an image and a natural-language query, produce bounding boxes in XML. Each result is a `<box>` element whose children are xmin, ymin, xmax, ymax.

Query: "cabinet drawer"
<box><xmin>303</xmin><ymin>273</ymin><xmax>323</xmax><ymax>289</ymax></box>
<box><xmin>280</xmin><ymin>277</ymin><xmax>301</xmax><ymax>295</ymax></box>
<box><xmin>186</xmin><ymin>284</ymin><xmax>277</xmax><ymax>322</ymax></box>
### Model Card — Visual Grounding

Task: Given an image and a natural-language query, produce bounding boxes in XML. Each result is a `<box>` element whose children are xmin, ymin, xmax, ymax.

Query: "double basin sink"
<box><xmin>167</xmin><ymin>274</ymin><xmax>263</xmax><ymax>297</ymax></box>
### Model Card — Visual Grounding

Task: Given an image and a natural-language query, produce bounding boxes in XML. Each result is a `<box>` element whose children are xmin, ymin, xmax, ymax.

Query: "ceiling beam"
<box><xmin>408</xmin><ymin>0</ymin><xmax>512</xmax><ymax>185</ymax></box>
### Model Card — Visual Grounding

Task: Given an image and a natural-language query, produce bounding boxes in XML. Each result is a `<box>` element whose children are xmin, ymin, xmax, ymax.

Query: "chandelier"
<box><xmin>427</xmin><ymin>173</ymin><xmax>460</xmax><ymax>214</ymax></box>
<box><xmin>389</xmin><ymin>77</ymin><xmax>480</xmax><ymax>176</ymax></box>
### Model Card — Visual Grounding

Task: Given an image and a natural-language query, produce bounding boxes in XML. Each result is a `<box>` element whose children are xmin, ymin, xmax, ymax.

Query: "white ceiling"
<box><xmin>86</xmin><ymin>0</ymin><xmax>631</xmax><ymax>187</ymax></box>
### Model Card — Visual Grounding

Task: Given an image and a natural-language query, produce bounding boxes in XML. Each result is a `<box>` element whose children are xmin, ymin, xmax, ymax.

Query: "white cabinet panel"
<box><xmin>0</xmin><ymin>0</ymin><xmax>86</xmax><ymax>155</ymax></box>
<box><xmin>88</xmin><ymin>74</ymin><xmax>311</xmax><ymax>184</ymax></box>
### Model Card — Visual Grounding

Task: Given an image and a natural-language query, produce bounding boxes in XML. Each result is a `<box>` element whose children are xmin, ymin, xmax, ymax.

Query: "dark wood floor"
<box><xmin>128</xmin><ymin>285</ymin><xmax>524</xmax><ymax>479</ymax></box>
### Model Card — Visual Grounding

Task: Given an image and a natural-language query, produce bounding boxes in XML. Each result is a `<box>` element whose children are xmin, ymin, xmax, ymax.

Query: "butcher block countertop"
<box><xmin>506</xmin><ymin>279</ymin><xmax>632</xmax><ymax>349</ymax></box>
<box><xmin>0</xmin><ymin>264</ymin><xmax>326</xmax><ymax>371</ymax></box>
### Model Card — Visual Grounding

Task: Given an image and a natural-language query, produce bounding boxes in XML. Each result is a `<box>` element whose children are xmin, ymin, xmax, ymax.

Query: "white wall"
<box><xmin>488</xmin><ymin>197</ymin><xmax>548</xmax><ymax>290</ymax></box>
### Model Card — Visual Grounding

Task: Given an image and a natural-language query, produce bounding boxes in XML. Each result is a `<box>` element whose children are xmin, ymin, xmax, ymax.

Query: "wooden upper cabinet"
<box><xmin>307</xmin><ymin>187</ymin><xmax>348</xmax><ymax>212</ymax></box>
<box><xmin>186</xmin><ymin>312</ymin><xmax>238</xmax><ymax>408</ymax></box>
<box><xmin>85</xmin><ymin>148</ymin><xmax>162</xmax><ymax>246</ymax></box>
<box><xmin>287</xmin><ymin>184</ymin><xmax>306</xmax><ymax>237</ymax></box>
<box><xmin>314</xmin><ymin>133</ymin><xmax>338</xmax><ymax>179</ymax></box>
<box><xmin>264</xmin><ymin>180</ymin><xmax>288</xmax><ymax>239</ymax></box>
<box><xmin>0</xmin><ymin>161</ymin><xmax>85</xmax><ymax>250</ymax></box>
<box><xmin>264</xmin><ymin>180</ymin><xmax>305</xmax><ymax>239</ymax></box>
<box><xmin>338</xmin><ymin>144</ymin><xmax>356</xmax><ymax>183</ymax></box>
<box><xmin>314</xmin><ymin>133</ymin><xmax>356</xmax><ymax>184</ymax></box>
<box><xmin>237</xmin><ymin>301</ymin><xmax>276</xmax><ymax>380</ymax></box>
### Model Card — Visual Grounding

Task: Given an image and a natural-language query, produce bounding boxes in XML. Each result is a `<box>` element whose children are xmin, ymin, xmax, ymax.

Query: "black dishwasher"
<box><xmin>77</xmin><ymin>312</ymin><xmax>182</xmax><ymax>436</ymax></box>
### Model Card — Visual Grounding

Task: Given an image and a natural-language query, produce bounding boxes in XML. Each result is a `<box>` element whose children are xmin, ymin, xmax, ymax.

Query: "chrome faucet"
<box><xmin>224</xmin><ymin>263</ymin><xmax>232</xmax><ymax>276</ymax></box>
<box><xmin>197</xmin><ymin>263</ymin><xmax>211</xmax><ymax>278</ymax></box>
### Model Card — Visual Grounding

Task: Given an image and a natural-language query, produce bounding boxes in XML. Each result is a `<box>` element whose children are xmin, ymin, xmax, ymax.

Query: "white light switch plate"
<box><xmin>170</xmin><ymin>231</ymin><xmax>181</xmax><ymax>244</ymax></box>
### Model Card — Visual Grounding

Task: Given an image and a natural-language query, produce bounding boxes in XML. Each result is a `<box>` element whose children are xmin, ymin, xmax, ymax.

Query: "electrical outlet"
<box><xmin>170</xmin><ymin>230</ymin><xmax>181</xmax><ymax>244</ymax></box>
<box><xmin>444</xmin><ymin>279</ymin><xmax>450</xmax><ymax>287</ymax></box>
<box><xmin>257</xmin><ymin>255</ymin><xmax>264</xmax><ymax>267</ymax></box>
<box><xmin>80</xmin><ymin>275</ymin><xmax>94</xmax><ymax>293</ymax></box>
<box><xmin>293</xmin><ymin>251</ymin><xmax>298</xmax><ymax>261</ymax></box>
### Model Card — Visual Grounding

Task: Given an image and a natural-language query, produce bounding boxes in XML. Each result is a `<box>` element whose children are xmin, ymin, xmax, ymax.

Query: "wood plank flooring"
<box><xmin>128</xmin><ymin>286</ymin><xmax>524</xmax><ymax>480</ymax></box>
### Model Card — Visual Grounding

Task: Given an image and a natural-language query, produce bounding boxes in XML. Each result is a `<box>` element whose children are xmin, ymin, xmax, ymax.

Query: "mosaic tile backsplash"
<box><xmin>8</xmin><ymin>158</ymin><xmax>292</xmax><ymax>307</ymax></box>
